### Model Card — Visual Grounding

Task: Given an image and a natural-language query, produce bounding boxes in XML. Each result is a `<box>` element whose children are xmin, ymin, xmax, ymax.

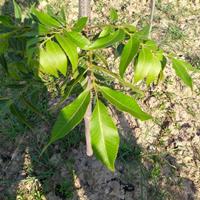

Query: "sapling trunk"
<box><xmin>79</xmin><ymin>0</ymin><xmax>93</xmax><ymax>156</ymax></box>
<box><xmin>149</xmin><ymin>0</ymin><xmax>156</xmax><ymax>38</ymax></box>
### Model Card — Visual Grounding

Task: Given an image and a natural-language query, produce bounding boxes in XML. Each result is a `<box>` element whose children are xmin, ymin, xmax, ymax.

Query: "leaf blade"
<box><xmin>172</xmin><ymin>58</ymin><xmax>193</xmax><ymax>89</ymax></box>
<box><xmin>91</xmin><ymin>100</ymin><xmax>119</xmax><ymax>171</ymax></box>
<box><xmin>100</xmin><ymin>86</ymin><xmax>152</xmax><ymax>121</ymax></box>
<box><xmin>49</xmin><ymin>90</ymin><xmax>90</xmax><ymax>144</ymax></box>
<box><xmin>88</xmin><ymin>29</ymin><xmax>125</xmax><ymax>50</ymax></box>
<box><xmin>56</xmin><ymin>34</ymin><xmax>78</xmax><ymax>72</ymax></box>
<box><xmin>119</xmin><ymin>35</ymin><xmax>140</xmax><ymax>77</ymax></box>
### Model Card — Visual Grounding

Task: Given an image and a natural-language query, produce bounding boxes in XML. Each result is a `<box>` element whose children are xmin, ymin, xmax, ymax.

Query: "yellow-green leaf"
<box><xmin>56</xmin><ymin>34</ymin><xmax>78</xmax><ymax>72</ymax></box>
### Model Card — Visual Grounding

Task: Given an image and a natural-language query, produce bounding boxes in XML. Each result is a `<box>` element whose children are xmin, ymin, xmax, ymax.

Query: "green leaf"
<box><xmin>9</xmin><ymin>103</ymin><xmax>33</xmax><ymax>129</ymax></box>
<box><xmin>39</xmin><ymin>40</ymin><xmax>68</xmax><ymax>77</ymax></box>
<box><xmin>99</xmin><ymin>26</ymin><xmax>113</xmax><ymax>38</ymax></box>
<box><xmin>88</xmin><ymin>29</ymin><xmax>125</xmax><ymax>50</ymax></box>
<box><xmin>72</xmin><ymin>17</ymin><xmax>88</xmax><ymax>32</ymax></box>
<box><xmin>91</xmin><ymin>100</ymin><xmax>119</xmax><ymax>171</ymax></box>
<box><xmin>110</xmin><ymin>8</ymin><xmax>118</xmax><ymax>22</ymax></box>
<box><xmin>56</xmin><ymin>34</ymin><xmax>78</xmax><ymax>72</ymax></box>
<box><xmin>172</xmin><ymin>58</ymin><xmax>193</xmax><ymax>89</ymax></box>
<box><xmin>13</xmin><ymin>0</ymin><xmax>22</xmax><ymax>20</ymax></box>
<box><xmin>32</xmin><ymin>8</ymin><xmax>61</xmax><ymax>27</ymax></box>
<box><xmin>119</xmin><ymin>35</ymin><xmax>140</xmax><ymax>77</ymax></box>
<box><xmin>134</xmin><ymin>25</ymin><xmax>150</xmax><ymax>40</ymax></box>
<box><xmin>65</xmin><ymin>31</ymin><xmax>90</xmax><ymax>49</ymax></box>
<box><xmin>0</xmin><ymin>54</ymin><xmax>8</xmax><ymax>73</ymax></box>
<box><xmin>100</xmin><ymin>86</ymin><xmax>152</xmax><ymax>121</ymax></box>
<box><xmin>134</xmin><ymin>47</ymin><xmax>162</xmax><ymax>84</ymax></box>
<box><xmin>0</xmin><ymin>39</ymin><xmax>8</xmax><ymax>54</ymax></box>
<box><xmin>48</xmin><ymin>90</ymin><xmax>90</xmax><ymax>144</ymax></box>
<box><xmin>20</xmin><ymin>96</ymin><xmax>47</xmax><ymax>121</ymax></box>
<box><xmin>0</xmin><ymin>16</ymin><xmax>13</xmax><ymax>26</ymax></box>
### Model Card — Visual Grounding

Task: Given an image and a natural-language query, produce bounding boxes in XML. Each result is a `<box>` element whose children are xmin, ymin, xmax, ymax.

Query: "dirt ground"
<box><xmin>0</xmin><ymin>0</ymin><xmax>200</xmax><ymax>200</ymax></box>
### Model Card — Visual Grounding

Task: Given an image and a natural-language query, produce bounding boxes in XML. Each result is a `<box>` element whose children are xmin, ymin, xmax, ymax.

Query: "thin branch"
<box><xmin>149</xmin><ymin>0</ymin><xmax>156</xmax><ymax>38</ymax></box>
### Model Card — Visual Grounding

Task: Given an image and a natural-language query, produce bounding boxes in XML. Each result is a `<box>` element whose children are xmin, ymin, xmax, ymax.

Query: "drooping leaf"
<box><xmin>48</xmin><ymin>90</ymin><xmax>90</xmax><ymax>145</ymax></box>
<box><xmin>39</xmin><ymin>40</ymin><xmax>68</xmax><ymax>77</ymax></box>
<box><xmin>56</xmin><ymin>34</ymin><xmax>78</xmax><ymax>72</ymax></box>
<box><xmin>172</xmin><ymin>58</ymin><xmax>193</xmax><ymax>89</ymax></box>
<box><xmin>109</xmin><ymin>8</ymin><xmax>118</xmax><ymax>22</ymax></box>
<box><xmin>13</xmin><ymin>0</ymin><xmax>22</xmax><ymax>20</ymax></box>
<box><xmin>90</xmin><ymin>100</ymin><xmax>119</xmax><ymax>171</ymax></box>
<box><xmin>88</xmin><ymin>29</ymin><xmax>125</xmax><ymax>50</ymax></box>
<box><xmin>32</xmin><ymin>8</ymin><xmax>61</xmax><ymax>27</ymax></box>
<box><xmin>45</xmin><ymin>40</ymin><xmax>68</xmax><ymax>76</ymax></box>
<box><xmin>65</xmin><ymin>31</ymin><xmax>90</xmax><ymax>49</ymax></box>
<box><xmin>72</xmin><ymin>17</ymin><xmax>88</xmax><ymax>32</ymax></box>
<box><xmin>100</xmin><ymin>86</ymin><xmax>152</xmax><ymax>120</ymax></box>
<box><xmin>134</xmin><ymin>47</ymin><xmax>162</xmax><ymax>84</ymax></box>
<box><xmin>146</xmin><ymin>55</ymin><xmax>162</xmax><ymax>85</ymax></box>
<box><xmin>119</xmin><ymin>35</ymin><xmax>140</xmax><ymax>77</ymax></box>
<box><xmin>134</xmin><ymin>47</ymin><xmax>152</xmax><ymax>82</ymax></box>
<box><xmin>9</xmin><ymin>103</ymin><xmax>33</xmax><ymax>129</ymax></box>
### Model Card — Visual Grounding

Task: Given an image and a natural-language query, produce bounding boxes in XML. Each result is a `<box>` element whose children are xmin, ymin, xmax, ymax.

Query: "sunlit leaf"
<box><xmin>100</xmin><ymin>86</ymin><xmax>152</xmax><ymax>120</ymax></box>
<box><xmin>88</xmin><ymin>29</ymin><xmax>125</xmax><ymax>50</ymax></box>
<box><xmin>72</xmin><ymin>17</ymin><xmax>88</xmax><ymax>32</ymax></box>
<box><xmin>32</xmin><ymin>8</ymin><xmax>61</xmax><ymax>27</ymax></box>
<box><xmin>119</xmin><ymin>35</ymin><xmax>140</xmax><ymax>77</ymax></box>
<box><xmin>172</xmin><ymin>58</ymin><xmax>193</xmax><ymax>89</ymax></box>
<box><xmin>56</xmin><ymin>34</ymin><xmax>78</xmax><ymax>72</ymax></box>
<box><xmin>110</xmin><ymin>8</ymin><xmax>118</xmax><ymax>22</ymax></box>
<box><xmin>13</xmin><ymin>0</ymin><xmax>22</xmax><ymax>20</ymax></box>
<box><xmin>134</xmin><ymin>47</ymin><xmax>162</xmax><ymax>84</ymax></box>
<box><xmin>48</xmin><ymin>90</ymin><xmax>90</xmax><ymax>144</ymax></box>
<box><xmin>91</xmin><ymin>100</ymin><xmax>119</xmax><ymax>171</ymax></box>
<box><xmin>65</xmin><ymin>31</ymin><xmax>90</xmax><ymax>49</ymax></box>
<box><xmin>39</xmin><ymin>40</ymin><xmax>67</xmax><ymax>77</ymax></box>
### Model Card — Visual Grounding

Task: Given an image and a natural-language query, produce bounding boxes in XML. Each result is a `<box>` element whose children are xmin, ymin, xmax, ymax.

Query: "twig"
<box><xmin>149</xmin><ymin>0</ymin><xmax>156</xmax><ymax>38</ymax></box>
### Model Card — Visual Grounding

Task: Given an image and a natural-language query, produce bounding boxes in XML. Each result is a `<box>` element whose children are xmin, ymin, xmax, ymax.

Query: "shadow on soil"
<box><xmin>0</xmin><ymin>1</ymin><xmax>197</xmax><ymax>200</ymax></box>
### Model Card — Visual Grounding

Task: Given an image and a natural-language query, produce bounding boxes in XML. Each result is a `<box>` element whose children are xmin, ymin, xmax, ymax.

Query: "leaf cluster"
<box><xmin>0</xmin><ymin>2</ymin><xmax>195</xmax><ymax>170</ymax></box>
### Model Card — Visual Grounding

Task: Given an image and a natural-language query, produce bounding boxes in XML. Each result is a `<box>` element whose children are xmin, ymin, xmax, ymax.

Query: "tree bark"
<box><xmin>79</xmin><ymin>0</ymin><xmax>93</xmax><ymax>156</ymax></box>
